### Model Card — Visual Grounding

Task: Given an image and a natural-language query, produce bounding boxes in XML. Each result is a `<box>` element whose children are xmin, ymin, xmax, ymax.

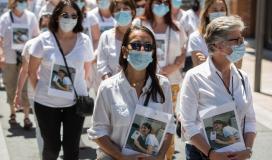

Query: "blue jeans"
<box><xmin>185</xmin><ymin>144</ymin><xmax>208</xmax><ymax>160</ymax></box>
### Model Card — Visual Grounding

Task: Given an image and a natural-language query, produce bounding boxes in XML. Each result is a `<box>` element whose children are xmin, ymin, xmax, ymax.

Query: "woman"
<box><xmin>179</xmin><ymin>16</ymin><xmax>256</xmax><ymax>160</ymax></box>
<box><xmin>87</xmin><ymin>0</ymin><xmax>116</xmax><ymax>49</ymax></box>
<box><xmin>28</xmin><ymin>0</ymin><xmax>93</xmax><ymax>159</ymax></box>
<box><xmin>135</xmin><ymin>0</ymin><xmax>147</xmax><ymax>18</ymax></box>
<box><xmin>0</xmin><ymin>0</ymin><xmax>39</xmax><ymax>126</ymax></box>
<box><xmin>171</xmin><ymin>0</ymin><xmax>184</xmax><ymax>22</ymax></box>
<box><xmin>188</xmin><ymin>0</ymin><xmax>228</xmax><ymax>67</ymax></box>
<box><xmin>88</xmin><ymin>25</ymin><xmax>175</xmax><ymax>160</ymax></box>
<box><xmin>135</xmin><ymin>1</ymin><xmax>187</xmax><ymax>158</ymax></box>
<box><xmin>96</xmin><ymin>0</ymin><xmax>136</xmax><ymax>80</ymax></box>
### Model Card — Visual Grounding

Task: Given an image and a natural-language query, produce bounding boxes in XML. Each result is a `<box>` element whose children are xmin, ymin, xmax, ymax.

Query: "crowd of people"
<box><xmin>0</xmin><ymin>0</ymin><xmax>256</xmax><ymax>160</ymax></box>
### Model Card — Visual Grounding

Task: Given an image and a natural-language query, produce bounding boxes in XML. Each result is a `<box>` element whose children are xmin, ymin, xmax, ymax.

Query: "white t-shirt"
<box><xmin>29</xmin><ymin>31</ymin><xmax>94</xmax><ymax>108</ymax></box>
<box><xmin>145</xmin><ymin>134</ymin><xmax>159</xmax><ymax>149</ymax></box>
<box><xmin>139</xmin><ymin>20</ymin><xmax>187</xmax><ymax>84</ymax></box>
<box><xmin>0</xmin><ymin>10</ymin><xmax>39</xmax><ymax>64</ymax></box>
<box><xmin>96</xmin><ymin>28</ymin><xmax>122</xmax><ymax>78</ymax></box>
<box><xmin>87</xmin><ymin>8</ymin><xmax>116</xmax><ymax>34</ymax></box>
<box><xmin>187</xmin><ymin>31</ymin><xmax>209</xmax><ymax>57</ymax></box>
<box><xmin>223</xmin><ymin>126</ymin><xmax>239</xmax><ymax>138</ymax></box>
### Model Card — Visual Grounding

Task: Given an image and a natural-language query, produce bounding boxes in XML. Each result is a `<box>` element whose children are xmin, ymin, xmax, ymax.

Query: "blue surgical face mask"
<box><xmin>98</xmin><ymin>0</ymin><xmax>111</xmax><ymax>9</ymax></box>
<box><xmin>40</xmin><ymin>27</ymin><xmax>48</xmax><ymax>33</ymax></box>
<box><xmin>76</xmin><ymin>1</ymin><xmax>85</xmax><ymax>10</ymax></box>
<box><xmin>59</xmin><ymin>17</ymin><xmax>77</xmax><ymax>32</ymax></box>
<box><xmin>226</xmin><ymin>43</ymin><xmax>246</xmax><ymax>63</ymax></box>
<box><xmin>136</xmin><ymin>7</ymin><xmax>145</xmax><ymax>17</ymax></box>
<box><xmin>209</xmin><ymin>12</ymin><xmax>226</xmax><ymax>21</ymax></box>
<box><xmin>114</xmin><ymin>11</ymin><xmax>132</xmax><ymax>27</ymax></box>
<box><xmin>127</xmin><ymin>50</ymin><xmax>153</xmax><ymax>71</ymax></box>
<box><xmin>16</xmin><ymin>2</ymin><xmax>27</xmax><ymax>13</ymax></box>
<box><xmin>152</xmin><ymin>4</ymin><xmax>169</xmax><ymax>17</ymax></box>
<box><xmin>171</xmin><ymin>0</ymin><xmax>182</xmax><ymax>9</ymax></box>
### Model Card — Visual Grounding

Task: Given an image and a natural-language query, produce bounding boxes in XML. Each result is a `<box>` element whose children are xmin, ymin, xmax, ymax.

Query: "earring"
<box><xmin>123</xmin><ymin>55</ymin><xmax>127</xmax><ymax>59</ymax></box>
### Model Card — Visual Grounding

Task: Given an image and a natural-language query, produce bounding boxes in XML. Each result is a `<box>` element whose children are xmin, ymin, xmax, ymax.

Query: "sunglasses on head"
<box><xmin>60</xmin><ymin>13</ymin><xmax>78</xmax><ymax>19</ymax></box>
<box><xmin>129</xmin><ymin>42</ymin><xmax>154</xmax><ymax>52</ymax></box>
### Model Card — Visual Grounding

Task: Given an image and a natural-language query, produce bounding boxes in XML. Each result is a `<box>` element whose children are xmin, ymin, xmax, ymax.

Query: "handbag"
<box><xmin>53</xmin><ymin>33</ymin><xmax>94</xmax><ymax>117</ymax></box>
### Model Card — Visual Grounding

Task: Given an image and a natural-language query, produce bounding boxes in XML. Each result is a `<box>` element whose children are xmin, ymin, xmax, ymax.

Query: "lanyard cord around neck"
<box><xmin>216</xmin><ymin>72</ymin><xmax>234</xmax><ymax>101</ymax></box>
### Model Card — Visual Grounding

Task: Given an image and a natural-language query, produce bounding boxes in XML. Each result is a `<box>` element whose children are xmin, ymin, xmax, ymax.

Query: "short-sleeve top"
<box><xmin>29</xmin><ymin>31</ymin><xmax>94</xmax><ymax>108</ymax></box>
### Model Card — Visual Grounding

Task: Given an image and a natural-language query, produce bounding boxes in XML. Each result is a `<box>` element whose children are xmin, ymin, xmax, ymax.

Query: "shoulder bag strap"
<box><xmin>237</xmin><ymin>69</ymin><xmax>247</xmax><ymax>136</ymax></box>
<box><xmin>143</xmin><ymin>89</ymin><xmax>151</xmax><ymax>106</ymax></box>
<box><xmin>52</xmin><ymin>32</ymin><xmax>79</xmax><ymax>99</ymax></box>
<box><xmin>9</xmin><ymin>11</ymin><xmax>14</xmax><ymax>23</ymax></box>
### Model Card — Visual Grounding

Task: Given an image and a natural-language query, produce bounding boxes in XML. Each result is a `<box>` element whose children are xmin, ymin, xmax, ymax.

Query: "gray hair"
<box><xmin>204</xmin><ymin>16</ymin><xmax>245</xmax><ymax>53</ymax></box>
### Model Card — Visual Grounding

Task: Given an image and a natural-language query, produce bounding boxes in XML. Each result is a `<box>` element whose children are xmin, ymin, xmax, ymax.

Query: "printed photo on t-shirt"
<box><xmin>155</xmin><ymin>34</ymin><xmax>167</xmax><ymax>67</ymax></box>
<box><xmin>11</xmin><ymin>24</ymin><xmax>30</xmax><ymax>50</ymax></box>
<box><xmin>48</xmin><ymin>63</ymin><xmax>76</xmax><ymax>99</ymax></box>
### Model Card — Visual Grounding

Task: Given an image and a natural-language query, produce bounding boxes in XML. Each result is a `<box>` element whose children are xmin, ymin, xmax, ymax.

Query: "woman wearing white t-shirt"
<box><xmin>28</xmin><ymin>0</ymin><xmax>93</xmax><ymax>159</ymax></box>
<box><xmin>134</xmin><ymin>0</ymin><xmax>187</xmax><ymax>159</ymax></box>
<box><xmin>96</xmin><ymin>0</ymin><xmax>136</xmax><ymax>80</ymax></box>
<box><xmin>87</xmin><ymin>0</ymin><xmax>116</xmax><ymax>49</ymax></box>
<box><xmin>0</xmin><ymin>0</ymin><xmax>39</xmax><ymax>127</ymax></box>
<box><xmin>188</xmin><ymin>0</ymin><xmax>229</xmax><ymax>67</ymax></box>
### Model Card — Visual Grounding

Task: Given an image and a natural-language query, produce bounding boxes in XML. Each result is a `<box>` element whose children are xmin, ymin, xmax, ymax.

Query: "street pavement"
<box><xmin>0</xmin><ymin>52</ymin><xmax>272</xmax><ymax>160</ymax></box>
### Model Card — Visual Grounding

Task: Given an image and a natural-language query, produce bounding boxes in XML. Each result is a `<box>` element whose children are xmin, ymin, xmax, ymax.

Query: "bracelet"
<box><xmin>246</xmin><ymin>147</ymin><xmax>253</xmax><ymax>158</ymax></box>
<box><xmin>207</xmin><ymin>147</ymin><xmax>214</xmax><ymax>159</ymax></box>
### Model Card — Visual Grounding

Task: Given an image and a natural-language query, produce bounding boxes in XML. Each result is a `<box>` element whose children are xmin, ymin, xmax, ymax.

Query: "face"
<box><xmin>58</xmin><ymin>71</ymin><xmax>65</xmax><ymax>78</ymax></box>
<box><xmin>114</xmin><ymin>2</ymin><xmax>132</xmax><ymax>13</ymax></box>
<box><xmin>215</xmin><ymin>28</ymin><xmax>244</xmax><ymax>55</ymax></box>
<box><xmin>136</xmin><ymin>0</ymin><xmax>146</xmax><ymax>8</ymax></box>
<box><xmin>59</xmin><ymin>6</ymin><xmax>78</xmax><ymax>21</ymax></box>
<box><xmin>213</xmin><ymin>123</ymin><xmax>223</xmax><ymax>131</ymax></box>
<box><xmin>207</xmin><ymin>0</ymin><xmax>226</xmax><ymax>14</ymax></box>
<box><xmin>125</xmin><ymin>30</ymin><xmax>154</xmax><ymax>55</ymax></box>
<box><xmin>41</xmin><ymin>15</ymin><xmax>51</xmax><ymax>28</ymax></box>
<box><xmin>140</xmin><ymin>125</ymin><xmax>150</xmax><ymax>136</ymax></box>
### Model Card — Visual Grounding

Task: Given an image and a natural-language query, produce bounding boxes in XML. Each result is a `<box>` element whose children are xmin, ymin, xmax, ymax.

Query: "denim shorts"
<box><xmin>185</xmin><ymin>144</ymin><xmax>208</xmax><ymax>160</ymax></box>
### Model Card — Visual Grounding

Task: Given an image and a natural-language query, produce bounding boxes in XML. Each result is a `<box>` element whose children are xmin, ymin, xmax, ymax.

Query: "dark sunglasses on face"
<box><xmin>226</xmin><ymin>37</ymin><xmax>244</xmax><ymax>45</ymax></box>
<box><xmin>129</xmin><ymin>42</ymin><xmax>154</xmax><ymax>52</ymax></box>
<box><xmin>17</xmin><ymin>0</ymin><xmax>26</xmax><ymax>3</ymax></box>
<box><xmin>60</xmin><ymin>13</ymin><xmax>78</xmax><ymax>19</ymax></box>
<box><xmin>154</xmin><ymin>0</ymin><xmax>169</xmax><ymax>5</ymax></box>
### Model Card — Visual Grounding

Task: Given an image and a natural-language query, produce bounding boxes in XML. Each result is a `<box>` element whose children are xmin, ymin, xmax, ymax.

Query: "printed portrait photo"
<box><xmin>156</xmin><ymin>39</ymin><xmax>166</xmax><ymax>63</ymax></box>
<box><xmin>203</xmin><ymin>111</ymin><xmax>241</xmax><ymax>150</ymax></box>
<box><xmin>124</xmin><ymin>114</ymin><xmax>167</xmax><ymax>156</ymax></box>
<box><xmin>48</xmin><ymin>64</ymin><xmax>76</xmax><ymax>99</ymax></box>
<box><xmin>11</xmin><ymin>24</ymin><xmax>30</xmax><ymax>50</ymax></box>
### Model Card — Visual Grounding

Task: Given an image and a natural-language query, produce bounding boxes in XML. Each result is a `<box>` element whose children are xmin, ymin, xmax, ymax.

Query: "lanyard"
<box><xmin>216</xmin><ymin>72</ymin><xmax>234</xmax><ymax>101</ymax></box>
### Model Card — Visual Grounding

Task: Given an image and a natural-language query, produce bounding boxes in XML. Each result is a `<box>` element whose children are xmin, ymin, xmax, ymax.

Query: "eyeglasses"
<box><xmin>129</xmin><ymin>42</ymin><xmax>154</xmax><ymax>52</ymax></box>
<box><xmin>60</xmin><ymin>13</ymin><xmax>78</xmax><ymax>19</ymax></box>
<box><xmin>226</xmin><ymin>37</ymin><xmax>244</xmax><ymax>45</ymax></box>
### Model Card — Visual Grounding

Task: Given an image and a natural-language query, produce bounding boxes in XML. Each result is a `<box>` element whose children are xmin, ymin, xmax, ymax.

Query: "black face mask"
<box><xmin>192</xmin><ymin>0</ymin><xmax>200</xmax><ymax>12</ymax></box>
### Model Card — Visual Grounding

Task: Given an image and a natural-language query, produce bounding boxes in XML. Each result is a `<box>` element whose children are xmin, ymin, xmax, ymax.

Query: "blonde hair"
<box><xmin>8</xmin><ymin>0</ymin><xmax>16</xmax><ymax>9</ymax></box>
<box><xmin>198</xmin><ymin>0</ymin><xmax>229</xmax><ymax>36</ymax></box>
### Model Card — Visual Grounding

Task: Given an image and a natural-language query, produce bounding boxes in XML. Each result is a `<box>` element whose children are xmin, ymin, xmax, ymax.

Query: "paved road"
<box><xmin>0</xmin><ymin>53</ymin><xmax>272</xmax><ymax>160</ymax></box>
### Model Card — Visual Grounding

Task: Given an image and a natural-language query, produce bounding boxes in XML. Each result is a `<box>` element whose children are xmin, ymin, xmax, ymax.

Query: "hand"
<box><xmin>228</xmin><ymin>150</ymin><xmax>252</xmax><ymax>160</ymax></box>
<box><xmin>13</xmin><ymin>94</ymin><xmax>21</xmax><ymax>109</ymax></box>
<box><xmin>134</xmin><ymin>139</ymin><xmax>140</xmax><ymax>146</ymax></box>
<box><xmin>195</xmin><ymin>52</ymin><xmax>206</xmax><ymax>64</ymax></box>
<box><xmin>209</xmin><ymin>151</ymin><xmax>232</xmax><ymax>160</ymax></box>
<box><xmin>159</xmin><ymin>65</ymin><xmax>177</xmax><ymax>76</ymax></box>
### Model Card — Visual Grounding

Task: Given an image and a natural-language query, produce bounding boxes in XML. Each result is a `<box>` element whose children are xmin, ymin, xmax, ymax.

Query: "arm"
<box><xmin>14</xmin><ymin>57</ymin><xmax>29</xmax><ymax>108</ymax></box>
<box><xmin>90</xmin><ymin>24</ymin><xmax>101</xmax><ymax>50</ymax></box>
<box><xmin>84</xmin><ymin>61</ymin><xmax>92</xmax><ymax>80</ymax></box>
<box><xmin>28</xmin><ymin>55</ymin><xmax>42</xmax><ymax>89</ymax></box>
<box><xmin>0</xmin><ymin>37</ymin><xmax>5</xmax><ymax>68</ymax></box>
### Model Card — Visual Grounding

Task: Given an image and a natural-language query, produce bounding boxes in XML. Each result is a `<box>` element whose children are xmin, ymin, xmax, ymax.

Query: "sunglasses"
<box><xmin>60</xmin><ymin>13</ymin><xmax>78</xmax><ymax>19</ymax></box>
<box><xmin>17</xmin><ymin>0</ymin><xmax>26</xmax><ymax>3</ymax></box>
<box><xmin>129</xmin><ymin>42</ymin><xmax>154</xmax><ymax>52</ymax></box>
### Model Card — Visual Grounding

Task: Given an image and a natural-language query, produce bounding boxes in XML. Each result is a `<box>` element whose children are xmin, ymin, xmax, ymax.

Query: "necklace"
<box><xmin>131</xmin><ymin>79</ymin><xmax>146</xmax><ymax>87</ymax></box>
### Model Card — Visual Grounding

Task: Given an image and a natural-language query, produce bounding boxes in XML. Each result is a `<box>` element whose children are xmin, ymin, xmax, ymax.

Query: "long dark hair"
<box><xmin>48</xmin><ymin>0</ymin><xmax>83</xmax><ymax>33</ymax></box>
<box><xmin>143</xmin><ymin>0</ymin><xmax>179</xmax><ymax>31</ymax></box>
<box><xmin>119</xmin><ymin>25</ymin><xmax>165</xmax><ymax>103</ymax></box>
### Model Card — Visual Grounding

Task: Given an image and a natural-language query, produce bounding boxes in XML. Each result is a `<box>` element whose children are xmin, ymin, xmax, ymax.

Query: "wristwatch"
<box><xmin>246</xmin><ymin>147</ymin><xmax>253</xmax><ymax>158</ymax></box>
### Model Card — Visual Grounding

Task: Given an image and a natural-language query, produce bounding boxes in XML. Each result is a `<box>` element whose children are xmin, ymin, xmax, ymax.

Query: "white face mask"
<box><xmin>209</xmin><ymin>12</ymin><xmax>226</xmax><ymax>21</ymax></box>
<box><xmin>59</xmin><ymin>17</ymin><xmax>77</xmax><ymax>32</ymax></box>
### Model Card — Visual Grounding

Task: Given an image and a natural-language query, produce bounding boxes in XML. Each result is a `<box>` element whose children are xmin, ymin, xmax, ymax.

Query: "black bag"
<box><xmin>53</xmin><ymin>33</ymin><xmax>94</xmax><ymax>117</ymax></box>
